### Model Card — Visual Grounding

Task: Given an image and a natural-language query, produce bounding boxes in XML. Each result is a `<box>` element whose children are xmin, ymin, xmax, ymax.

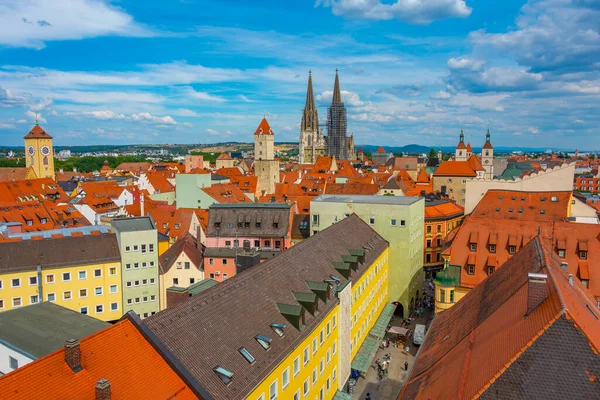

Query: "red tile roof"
<box><xmin>0</xmin><ymin>178</ymin><xmax>68</xmax><ymax>204</ymax></box>
<box><xmin>254</xmin><ymin>117</ymin><xmax>273</xmax><ymax>135</ymax></box>
<box><xmin>146</xmin><ymin>173</ymin><xmax>175</xmax><ymax>193</ymax></box>
<box><xmin>376</xmin><ymin>146</ymin><xmax>386</xmax><ymax>153</ymax></box>
<box><xmin>0</xmin><ymin>317</ymin><xmax>197</xmax><ymax>399</ymax></box>
<box><xmin>114</xmin><ymin>162</ymin><xmax>152</xmax><ymax>173</ymax></box>
<box><xmin>416</xmin><ymin>168</ymin><xmax>430</xmax><ymax>184</ymax></box>
<box><xmin>0</xmin><ymin>167</ymin><xmax>35</xmax><ymax>182</ymax></box>
<box><xmin>23</xmin><ymin>124</ymin><xmax>52</xmax><ymax>139</ymax></box>
<box><xmin>466</xmin><ymin>143</ymin><xmax>472</xmax><ymax>152</ymax></box>
<box><xmin>470</xmin><ymin>190</ymin><xmax>571</xmax><ymax>221</ymax></box>
<box><xmin>424</xmin><ymin>201</ymin><xmax>464</xmax><ymax>220</ymax></box>
<box><xmin>434</xmin><ymin>159</ymin><xmax>478</xmax><ymax>177</ymax></box>
<box><xmin>216</xmin><ymin>153</ymin><xmax>233</xmax><ymax>160</ymax></box>
<box><xmin>229</xmin><ymin>175</ymin><xmax>258</xmax><ymax>195</ymax></box>
<box><xmin>323</xmin><ymin>182</ymin><xmax>380</xmax><ymax>195</ymax></box>
<box><xmin>201</xmin><ymin>183</ymin><xmax>251</xmax><ymax>204</ymax></box>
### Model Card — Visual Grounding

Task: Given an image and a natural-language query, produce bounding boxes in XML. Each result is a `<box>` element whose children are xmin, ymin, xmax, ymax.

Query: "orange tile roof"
<box><xmin>216</xmin><ymin>153</ymin><xmax>233</xmax><ymax>160</ymax></box>
<box><xmin>466</xmin><ymin>143</ymin><xmax>472</xmax><ymax>152</ymax></box>
<box><xmin>346</xmin><ymin>177</ymin><xmax>375</xmax><ymax>184</ymax></box>
<box><xmin>434</xmin><ymin>160</ymin><xmax>478</xmax><ymax>177</ymax></box>
<box><xmin>401</xmin><ymin>237</ymin><xmax>600</xmax><ymax>399</ymax></box>
<box><xmin>0</xmin><ymin>178</ymin><xmax>68</xmax><ymax>204</ymax></box>
<box><xmin>471</xmin><ymin>190</ymin><xmax>571</xmax><ymax>221</ymax></box>
<box><xmin>114</xmin><ymin>162</ymin><xmax>152</xmax><ymax>173</ymax></box>
<box><xmin>456</xmin><ymin>141</ymin><xmax>467</xmax><ymax>150</ymax></box>
<box><xmin>201</xmin><ymin>183</ymin><xmax>251</xmax><ymax>204</ymax></box>
<box><xmin>23</xmin><ymin>124</ymin><xmax>52</xmax><ymax>139</ymax></box>
<box><xmin>324</xmin><ymin>182</ymin><xmax>379</xmax><ymax>195</ymax></box>
<box><xmin>424</xmin><ymin>201</ymin><xmax>464</xmax><ymax>220</ymax></box>
<box><xmin>229</xmin><ymin>175</ymin><xmax>258</xmax><ymax>195</ymax></box>
<box><xmin>376</xmin><ymin>146</ymin><xmax>386</xmax><ymax>153</ymax></box>
<box><xmin>254</xmin><ymin>117</ymin><xmax>273</xmax><ymax>135</ymax></box>
<box><xmin>482</xmin><ymin>140</ymin><xmax>493</xmax><ymax>150</ymax></box>
<box><xmin>313</xmin><ymin>156</ymin><xmax>335</xmax><ymax>172</ymax></box>
<box><xmin>146</xmin><ymin>173</ymin><xmax>175</xmax><ymax>193</ymax></box>
<box><xmin>0</xmin><ymin>317</ymin><xmax>197</xmax><ymax>400</ymax></box>
<box><xmin>416</xmin><ymin>168</ymin><xmax>430</xmax><ymax>184</ymax></box>
<box><xmin>0</xmin><ymin>167</ymin><xmax>35</xmax><ymax>182</ymax></box>
<box><xmin>214</xmin><ymin>167</ymin><xmax>243</xmax><ymax>177</ymax></box>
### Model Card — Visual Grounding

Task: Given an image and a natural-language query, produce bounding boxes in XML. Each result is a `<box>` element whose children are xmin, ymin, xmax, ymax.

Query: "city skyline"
<box><xmin>0</xmin><ymin>0</ymin><xmax>599</xmax><ymax>149</ymax></box>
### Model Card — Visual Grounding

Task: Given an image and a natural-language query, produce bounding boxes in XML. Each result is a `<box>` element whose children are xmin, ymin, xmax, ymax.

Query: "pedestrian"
<box><xmin>366</xmin><ymin>393</ymin><xmax>372</xmax><ymax>400</ymax></box>
<box><xmin>404</xmin><ymin>361</ymin><xmax>409</xmax><ymax>371</ymax></box>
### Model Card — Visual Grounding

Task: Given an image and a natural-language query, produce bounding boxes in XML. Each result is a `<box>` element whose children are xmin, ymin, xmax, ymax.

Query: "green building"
<box><xmin>175</xmin><ymin>173</ymin><xmax>233</xmax><ymax>209</ymax></box>
<box><xmin>311</xmin><ymin>195</ymin><xmax>424</xmax><ymax>317</ymax></box>
<box><xmin>111</xmin><ymin>217</ymin><xmax>160</xmax><ymax>319</ymax></box>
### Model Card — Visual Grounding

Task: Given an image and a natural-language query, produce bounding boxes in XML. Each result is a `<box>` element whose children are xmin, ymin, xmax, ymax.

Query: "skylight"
<box><xmin>270</xmin><ymin>323</ymin><xmax>286</xmax><ymax>337</ymax></box>
<box><xmin>214</xmin><ymin>366</ymin><xmax>233</xmax><ymax>384</ymax></box>
<box><xmin>255</xmin><ymin>335</ymin><xmax>272</xmax><ymax>350</ymax></box>
<box><xmin>329</xmin><ymin>275</ymin><xmax>341</xmax><ymax>284</ymax></box>
<box><xmin>239</xmin><ymin>347</ymin><xmax>255</xmax><ymax>364</ymax></box>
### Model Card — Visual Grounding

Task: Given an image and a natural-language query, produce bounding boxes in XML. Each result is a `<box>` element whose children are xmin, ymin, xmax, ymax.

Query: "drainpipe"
<box><xmin>37</xmin><ymin>265</ymin><xmax>43</xmax><ymax>301</ymax></box>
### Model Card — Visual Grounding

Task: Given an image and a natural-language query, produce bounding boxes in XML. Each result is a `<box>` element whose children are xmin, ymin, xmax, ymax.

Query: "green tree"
<box><xmin>429</xmin><ymin>148</ymin><xmax>437</xmax><ymax>158</ymax></box>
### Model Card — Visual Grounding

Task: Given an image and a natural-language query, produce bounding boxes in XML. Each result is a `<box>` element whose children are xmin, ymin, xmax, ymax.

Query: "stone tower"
<box><xmin>326</xmin><ymin>69</ymin><xmax>348</xmax><ymax>160</ymax></box>
<box><xmin>299</xmin><ymin>71</ymin><xmax>326</xmax><ymax>164</ymax></box>
<box><xmin>24</xmin><ymin>123</ymin><xmax>55</xmax><ymax>180</ymax></box>
<box><xmin>254</xmin><ymin>117</ymin><xmax>279</xmax><ymax>194</ymax></box>
<box><xmin>482</xmin><ymin>128</ymin><xmax>494</xmax><ymax>179</ymax></box>
<box><xmin>455</xmin><ymin>130</ymin><xmax>467</xmax><ymax>161</ymax></box>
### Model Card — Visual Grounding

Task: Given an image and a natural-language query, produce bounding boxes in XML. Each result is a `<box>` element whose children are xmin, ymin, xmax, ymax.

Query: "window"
<box><xmin>78</xmin><ymin>271</ymin><xmax>86</xmax><ymax>280</ymax></box>
<box><xmin>223</xmin><ymin>259</ymin><xmax>228</xmax><ymax>265</ymax></box>
<box><xmin>260</xmin><ymin>380</ymin><xmax>275</xmax><ymax>400</ymax></box>
<box><xmin>125</xmin><ymin>245</ymin><xmax>131</xmax><ymax>252</ymax></box>
<box><xmin>79</xmin><ymin>289</ymin><xmax>87</xmax><ymax>298</ymax></box>
<box><xmin>141</xmin><ymin>244</ymin><xmax>147</xmax><ymax>253</ymax></box>
<box><xmin>470</xmin><ymin>243</ymin><xmax>477</xmax><ymax>251</ymax></box>
<box><xmin>190</xmin><ymin>278</ymin><xmax>195</xmax><ymax>284</ymax></box>
<box><xmin>320</xmin><ymin>329</ymin><xmax>324</xmax><ymax>345</ymax></box>
<box><xmin>223</xmin><ymin>274</ymin><xmax>228</xmax><ymax>280</ymax></box>
<box><xmin>440</xmin><ymin>289</ymin><xmax>446</xmax><ymax>303</ymax></box>
<box><xmin>558</xmin><ymin>249</ymin><xmax>565</xmax><ymax>258</ymax></box>
<box><xmin>13</xmin><ymin>297</ymin><xmax>22</xmax><ymax>307</ymax></box>
<box><xmin>109</xmin><ymin>267</ymin><xmax>117</xmax><ymax>276</ymax></box>
<box><xmin>320</xmin><ymin>388</ymin><xmax>324</xmax><ymax>400</ymax></box>
<box><xmin>135</xmin><ymin>297</ymin><xmax>141</xmax><ymax>303</ymax></box>
<box><xmin>489</xmin><ymin>244</ymin><xmax>496</xmax><ymax>253</ymax></box>
<box><xmin>133</xmin><ymin>245</ymin><xmax>139</xmax><ymax>251</ymax></box>
<box><xmin>46</xmin><ymin>274</ymin><xmax>55</xmax><ymax>283</ymax></box>
<box><xmin>303</xmin><ymin>378</ymin><xmax>310</xmax><ymax>397</ymax></box>
<box><xmin>390</xmin><ymin>219</ymin><xmax>397</xmax><ymax>226</ymax></box>
<box><xmin>333</xmin><ymin>340</ymin><xmax>337</xmax><ymax>355</ymax></box>
<box><xmin>333</xmin><ymin>315</ymin><xmax>337</xmax><ymax>328</ymax></box>
<box><xmin>254</xmin><ymin>240</ymin><xmax>260</xmax><ymax>248</ymax></box>
<box><xmin>467</xmin><ymin>265</ymin><xmax>475</xmax><ymax>275</ymax></box>
<box><xmin>9</xmin><ymin>356</ymin><xmax>18</xmax><ymax>370</ymax></box>
<box><xmin>320</xmin><ymin>358</ymin><xmax>324</xmax><ymax>373</ymax></box>
<box><xmin>400</xmin><ymin>220</ymin><xmax>406</xmax><ymax>227</ymax></box>
<box><xmin>293</xmin><ymin>356</ymin><xmax>300</xmax><ymax>377</ymax></box>
<box><xmin>265</xmin><ymin>240</ymin><xmax>271</xmax><ymax>248</ymax></box>
<box><xmin>173</xmin><ymin>278</ymin><xmax>179</xmax><ymax>285</ymax></box>
<box><xmin>427</xmin><ymin>225</ymin><xmax>432</xmax><ymax>233</ymax></box>
<box><xmin>239</xmin><ymin>347</ymin><xmax>255</xmax><ymax>364</ymax></box>
<box><xmin>0</xmin><ymin>299</ymin><xmax>3</xmax><ymax>309</ymax></box>
<box><xmin>282</xmin><ymin>367</ymin><xmax>290</xmax><ymax>390</ymax></box>
<box><xmin>63</xmin><ymin>291</ymin><xmax>72</xmax><ymax>300</ymax></box>
<box><xmin>11</xmin><ymin>278</ymin><xmax>20</xmax><ymax>288</ymax></box>
<box><xmin>62</xmin><ymin>272</ymin><xmax>71</xmax><ymax>282</ymax></box>
<box><xmin>312</xmin><ymin>368</ymin><xmax>317</xmax><ymax>384</ymax></box>
<box><xmin>426</xmin><ymin>240</ymin><xmax>431</xmax><ymax>248</ymax></box>
<box><xmin>256</xmin><ymin>335</ymin><xmax>272</xmax><ymax>350</ymax></box>
<box><xmin>30</xmin><ymin>295</ymin><xmax>38</xmax><ymax>304</ymax></box>
<box><xmin>303</xmin><ymin>346</ymin><xmax>310</xmax><ymax>365</ymax></box>
<box><xmin>143</xmin><ymin>296</ymin><xmax>148</xmax><ymax>302</ymax></box>
<box><xmin>95</xmin><ymin>287</ymin><xmax>103</xmax><ymax>296</ymax></box>
<box><xmin>488</xmin><ymin>266</ymin><xmax>495</xmax><ymax>275</ymax></box>
<box><xmin>126</xmin><ymin>263</ymin><xmax>132</xmax><ymax>270</ymax></box>
<box><xmin>210</xmin><ymin>273</ymin><xmax>215</xmax><ymax>279</ymax></box>
<box><xmin>185</xmin><ymin>262</ymin><xmax>190</xmax><ymax>269</ymax></box>
<box><xmin>149</xmin><ymin>243</ymin><xmax>154</xmax><ymax>252</ymax></box>
<box><xmin>294</xmin><ymin>390</ymin><xmax>300</xmax><ymax>400</ymax></box>
<box><xmin>225</xmin><ymin>240</ymin><xmax>232</xmax><ymax>246</ymax></box>
<box><xmin>126</xmin><ymin>281</ymin><xmax>132</xmax><ymax>287</ymax></box>
<box><xmin>312</xmin><ymin>337</ymin><xmax>317</xmax><ymax>355</ymax></box>
<box><xmin>333</xmin><ymin>367</ymin><xmax>337</xmax><ymax>382</ymax></box>
<box><xmin>96</xmin><ymin>305</ymin><xmax>104</xmax><ymax>314</ymax></box>
<box><xmin>110</xmin><ymin>285</ymin><xmax>118</xmax><ymax>294</ymax></box>
<box><xmin>150</xmin><ymin>278</ymin><xmax>156</xmax><ymax>285</ymax></box>
<box><xmin>47</xmin><ymin>293</ymin><xmax>55</xmax><ymax>302</ymax></box>
<box><xmin>209</xmin><ymin>258</ymin><xmax>214</xmax><ymax>265</ymax></box>
<box><xmin>369</xmin><ymin>216</ymin><xmax>375</xmax><ymax>225</ymax></box>
<box><xmin>29</xmin><ymin>276</ymin><xmax>37</xmax><ymax>286</ymax></box>
<box><xmin>271</xmin><ymin>323</ymin><xmax>285</xmax><ymax>337</ymax></box>
<box><xmin>94</xmin><ymin>268</ymin><xmax>102</xmax><ymax>278</ymax></box>
<box><xmin>110</xmin><ymin>302</ymin><xmax>118</xmax><ymax>311</ymax></box>
<box><xmin>275</xmin><ymin>240</ymin><xmax>281</xmax><ymax>249</ymax></box>
<box><xmin>127</xmin><ymin>299</ymin><xmax>133</xmax><ymax>305</ymax></box>
<box><xmin>426</xmin><ymin>254</ymin><xmax>431</xmax><ymax>263</ymax></box>
<box><xmin>580</xmin><ymin>251</ymin><xmax>588</xmax><ymax>260</ymax></box>
<box><xmin>177</xmin><ymin>261</ymin><xmax>182</xmax><ymax>269</ymax></box>
<box><xmin>509</xmin><ymin>246</ymin><xmax>516</xmax><ymax>254</ymax></box>
<box><xmin>326</xmin><ymin>321</ymin><xmax>331</xmax><ymax>337</ymax></box>
<box><xmin>551</xmin><ymin>196</ymin><xmax>558</xmax><ymax>202</ymax></box>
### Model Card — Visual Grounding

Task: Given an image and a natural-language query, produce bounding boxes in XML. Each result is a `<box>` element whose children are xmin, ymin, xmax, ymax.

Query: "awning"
<box><xmin>333</xmin><ymin>391</ymin><xmax>352</xmax><ymax>400</ymax></box>
<box><xmin>369</xmin><ymin>303</ymin><xmax>397</xmax><ymax>339</ymax></box>
<box><xmin>388</xmin><ymin>326</ymin><xmax>409</xmax><ymax>336</ymax></box>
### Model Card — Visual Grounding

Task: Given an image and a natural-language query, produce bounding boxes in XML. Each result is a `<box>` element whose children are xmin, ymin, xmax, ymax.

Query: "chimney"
<box><xmin>526</xmin><ymin>273</ymin><xmax>548</xmax><ymax>316</ymax></box>
<box><xmin>140</xmin><ymin>194</ymin><xmax>145</xmax><ymax>216</ymax></box>
<box><xmin>561</xmin><ymin>262</ymin><xmax>568</xmax><ymax>272</ymax></box>
<box><xmin>64</xmin><ymin>339</ymin><xmax>82</xmax><ymax>372</ymax></box>
<box><xmin>196</xmin><ymin>225</ymin><xmax>202</xmax><ymax>249</ymax></box>
<box><xmin>95</xmin><ymin>378</ymin><xmax>111</xmax><ymax>400</ymax></box>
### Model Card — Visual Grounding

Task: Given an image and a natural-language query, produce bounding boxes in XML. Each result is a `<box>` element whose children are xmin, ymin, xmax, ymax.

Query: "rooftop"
<box><xmin>210</xmin><ymin>202</ymin><xmax>292</xmax><ymax>209</ymax></box>
<box><xmin>111</xmin><ymin>216</ymin><xmax>156</xmax><ymax>232</ymax></box>
<box><xmin>0</xmin><ymin>302</ymin><xmax>109</xmax><ymax>359</ymax></box>
<box><xmin>312</xmin><ymin>194</ymin><xmax>422</xmax><ymax>206</ymax></box>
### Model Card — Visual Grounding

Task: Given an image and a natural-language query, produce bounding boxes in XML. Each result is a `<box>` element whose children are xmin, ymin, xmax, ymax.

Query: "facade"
<box><xmin>401</xmin><ymin>237</ymin><xmax>600</xmax><ymax>399</ymax></box>
<box><xmin>372</xmin><ymin>147</ymin><xmax>393</xmax><ymax>166</ymax></box>
<box><xmin>0</xmin><ymin>231</ymin><xmax>122</xmax><ymax>321</ymax></box>
<box><xmin>0</xmin><ymin>302</ymin><xmax>108</xmax><ymax>374</ymax></box>
<box><xmin>574</xmin><ymin>176</ymin><xmax>600</xmax><ymax>193</ymax></box>
<box><xmin>203</xmin><ymin>247</ymin><xmax>277</xmax><ymax>282</ymax></box>
<box><xmin>423</xmin><ymin>200</ymin><xmax>464</xmax><ymax>279</ymax></box>
<box><xmin>206</xmin><ymin>203</ymin><xmax>295</xmax><ymax>251</ymax></box>
<box><xmin>111</xmin><ymin>217</ymin><xmax>160</xmax><ymax>318</ymax></box>
<box><xmin>216</xmin><ymin>153</ymin><xmax>235</xmax><ymax>169</ymax></box>
<box><xmin>310</xmin><ymin>195</ymin><xmax>424</xmax><ymax>317</ymax></box>
<box><xmin>254</xmin><ymin>117</ymin><xmax>280</xmax><ymax>194</ymax></box>
<box><xmin>184</xmin><ymin>154</ymin><xmax>204</xmax><ymax>173</ymax></box>
<box><xmin>144</xmin><ymin>215</ymin><xmax>392</xmax><ymax>400</ymax></box>
<box><xmin>299</xmin><ymin>71</ymin><xmax>327</xmax><ymax>164</ymax></box>
<box><xmin>24</xmin><ymin>124</ymin><xmax>55</xmax><ymax>181</ymax></box>
<box><xmin>157</xmin><ymin>233</ymin><xmax>204</xmax><ymax>310</ymax></box>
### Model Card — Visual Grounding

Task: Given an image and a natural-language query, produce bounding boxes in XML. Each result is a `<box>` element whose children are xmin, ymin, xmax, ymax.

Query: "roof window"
<box><xmin>540</xmin><ymin>209</ymin><xmax>546</xmax><ymax>214</ymax></box>
<box><xmin>540</xmin><ymin>196</ymin><xmax>546</xmax><ymax>202</ymax></box>
<box><xmin>498</xmin><ymin>196</ymin><xmax>503</xmax><ymax>200</ymax></box>
<box><xmin>511</xmin><ymin>196</ymin><xmax>516</xmax><ymax>200</ymax></box>
<box><xmin>255</xmin><ymin>335</ymin><xmax>272</xmax><ymax>350</ymax></box>
<box><xmin>214</xmin><ymin>366</ymin><xmax>233</xmax><ymax>385</ymax></box>
<box><xmin>551</xmin><ymin>196</ymin><xmax>558</xmax><ymax>202</ymax></box>
<box><xmin>239</xmin><ymin>347</ymin><xmax>255</xmax><ymax>364</ymax></box>
<box><xmin>270</xmin><ymin>323</ymin><xmax>286</xmax><ymax>337</ymax></box>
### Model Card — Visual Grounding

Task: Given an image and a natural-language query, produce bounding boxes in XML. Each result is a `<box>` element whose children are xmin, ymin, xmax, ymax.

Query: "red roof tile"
<box><xmin>23</xmin><ymin>124</ymin><xmax>52</xmax><ymax>139</ymax></box>
<box><xmin>254</xmin><ymin>117</ymin><xmax>273</xmax><ymax>135</ymax></box>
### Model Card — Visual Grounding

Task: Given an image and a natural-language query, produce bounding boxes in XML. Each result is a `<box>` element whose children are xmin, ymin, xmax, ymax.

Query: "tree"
<box><xmin>428</xmin><ymin>148</ymin><xmax>437</xmax><ymax>158</ymax></box>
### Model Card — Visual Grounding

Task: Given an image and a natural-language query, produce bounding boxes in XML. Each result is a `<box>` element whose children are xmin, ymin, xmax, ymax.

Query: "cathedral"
<box><xmin>299</xmin><ymin>70</ymin><xmax>355</xmax><ymax>163</ymax></box>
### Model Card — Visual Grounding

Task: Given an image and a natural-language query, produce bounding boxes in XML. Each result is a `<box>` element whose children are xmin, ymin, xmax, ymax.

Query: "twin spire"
<box><xmin>304</xmin><ymin>69</ymin><xmax>343</xmax><ymax>110</ymax></box>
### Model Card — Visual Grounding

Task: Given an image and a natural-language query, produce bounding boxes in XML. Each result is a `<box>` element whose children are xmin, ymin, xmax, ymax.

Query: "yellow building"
<box><xmin>24</xmin><ymin>124</ymin><xmax>55</xmax><ymax>181</ymax></box>
<box><xmin>143</xmin><ymin>214</ymin><xmax>394</xmax><ymax>400</ymax></box>
<box><xmin>0</xmin><ymin>230</ymin><xmax>122</xmax><ymax>322</ymax></box>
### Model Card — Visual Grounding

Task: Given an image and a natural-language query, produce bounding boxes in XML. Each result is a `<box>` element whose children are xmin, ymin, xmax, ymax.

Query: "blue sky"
<box><xmin>0</xmin><ymin>0</ymin><xmax>599</xmax><ymax>149</ymax></box>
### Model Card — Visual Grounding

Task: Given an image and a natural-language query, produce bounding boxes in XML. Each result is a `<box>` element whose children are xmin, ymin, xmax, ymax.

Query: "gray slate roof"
<box><xmin>313</xmin><ymin>194</ymin><xmax>422</xmax><ymax>205</ymax></box>
<box><xmin>0</xmin><ymin>302</ymin><xmax>109</xmax><ymax>358</ymax></box>
<box><xmin>206</xmin><ymin>203</ymin><xmax>293</xmax><ymax>238</ymax></box>
<box><xmin>0</xmin><ymin>233</ymin><xmax>121</xmax><ymax>272</ymax></box>
<box><xmin>111</xmin><ymin>216</ymin><xmax>156</xmax><ymax>232</ymax></box>
<box><xmin>144</xmin><ymin>215</ymin><xmax>388</xmax><ymax>400</ymax></box>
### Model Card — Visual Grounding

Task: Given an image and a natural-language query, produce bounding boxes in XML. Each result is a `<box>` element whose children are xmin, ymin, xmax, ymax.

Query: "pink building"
<box><xmin>185</xmin><ymin>155</ymin><xmax>204</xmax><ymax>173</ymax></box>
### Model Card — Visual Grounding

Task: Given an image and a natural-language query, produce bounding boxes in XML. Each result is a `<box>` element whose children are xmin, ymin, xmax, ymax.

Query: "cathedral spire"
<box><xmin>332</xmin><ymin>69</ymin><xmax>342</xmax><ymax>104</ymax></box>
<box><xmin>305</xmin><ymin>70</ymin><xmax>315</xmax><ymax>110</ymax></box>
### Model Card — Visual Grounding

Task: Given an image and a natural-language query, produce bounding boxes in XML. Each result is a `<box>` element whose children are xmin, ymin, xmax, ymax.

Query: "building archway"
<box><xmin>393</xmin><ymin>302</ymin><xmax>404</xmax><ymax>319</ymax></box>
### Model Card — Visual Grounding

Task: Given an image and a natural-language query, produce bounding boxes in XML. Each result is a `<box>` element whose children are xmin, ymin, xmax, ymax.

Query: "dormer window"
<box><xmin>214</xmin><ymin>366</ymin><xmax>233</xmax><ymax>385</ymax></box>
<box><xmin>256</xmin><ymin>335</ymin><xmax>272</xmax><ymax>350</ymax></box>
<box><xmin>470</xmin><ymin>243</ymin><xmax>477</xmax><ymax>252</ymax></box>
<box><xmin>489</xmin><ymin>244</ymin><xmax>496</xmax><ymax>253</ymax></box>
<box><xmin>467</xmin><ymin>265</ymin><xmax>475</xmax><ymax>275</ymax></box>
<box><xmin>488</xmin><ymin>266</ymin><xmax>495</xmax><ymax>275</ymax></box>
<box><xmin>270</xmin><ymin>323</ymin><xmax>286</xmax><ymax>337</ymax></box>
<box><xmin>558</xmin><ymin>249</ymin><xmax>565</xmax><ymax>258</ymax></box>
<box><xmin>174</xmin><ymin>224</ymin><xmax>180</xmax><ymax>229</ymax></box>
<box><xmin>239</xmin><ymin>347</ymin><xmax>255</xmax><ymax>364</ymax></box>
<box><xmin>509</xmin><ymin>246</ymin><xmax>516</xmax><ymax>254</ymax></box>
<box><xmin>580</xmin><ymin>251</ymin><xmax>588</xmax><ymax>260</ymax></box>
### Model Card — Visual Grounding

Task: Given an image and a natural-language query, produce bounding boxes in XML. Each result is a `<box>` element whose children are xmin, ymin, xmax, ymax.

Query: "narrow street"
<box><xmin>352</xmin><ymin>283</ymin><xmax>436</xmax><ymax>400</ymax></box>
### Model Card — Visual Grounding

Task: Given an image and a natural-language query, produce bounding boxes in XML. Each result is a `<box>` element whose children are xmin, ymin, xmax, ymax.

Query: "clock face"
<box><xmin>484</xmin><ymin>159</ymin><xmax>490</xmax><ymax>164</ymax></box>
<box><xmin>41</xmin><ymin>146</ymin><xmax>51</xmax><ymax>156</ymax></box>
<box><xmin>27</xmin><ymin>146</ymin><xmax>35</xmax><ymax>156</ymax></box>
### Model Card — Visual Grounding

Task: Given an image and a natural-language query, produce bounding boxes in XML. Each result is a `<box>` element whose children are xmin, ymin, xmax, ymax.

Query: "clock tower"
<box><xmin>24</xmin><ymin>123</ymin><xmax>55</xmax><ymax>181</ymax></box>
<box><xmin>482</xmin><ymin>128</ymin><xmax>494</xmax><ymax>179</ymax></box>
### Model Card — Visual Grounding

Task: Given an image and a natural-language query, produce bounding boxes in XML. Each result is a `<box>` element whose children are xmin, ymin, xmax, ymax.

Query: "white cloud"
<box><xmin>317</xmin><ymin>90</ymin><xmax>364</xmax><ymax>106</ymax></box>
<box><xmin>29</xmin><ymin>98</ymin><xmax>53</xmax><ymax>111</ymax></box>
<box><xmin>430</xmin><ymin>90</ymin><xmax>452</xmax><ymax>99</ymax></box>
<box><xmin>0</xmin><ymin>123</ymin><xmax>15</xmax><ymax>129</ymax></box>
<box><xmin>528</xmin><ymin>127</ymin><xmax>540</xmax><ymax>135</ymax></box>
<box><xmin>238</xmin><ymin>94</ymin><xmax>255</xmax><ymax>103</ymax></box>
<box><xmin>316</xmin><ymin>0</ymin><xmax>472</xmax><ymax>25</ymax></box>
<box><xmin>25</xmin><ymin>110</ymin><xmax>46</xmax><ymax>123</ymax></box>
<box><xmin>173</xmin><ymin>108</ymin><xmax>199</xmax><ymax>117</ymax></box>
<box><xmin>183</xmin><ymin>87</ymin><xmax>226</xmax><ymax>102</ymax></box>
<box><xmin>0</xmin><ymin>0</ymin><xmax>155</xmax><ymax>49</ymax></box>
<box><xmin>65</xmin><ymin>110</ymin><xmax>177</xmax><ymax>125</ymax></box>
<box><xmin>82</xmin><ymin>110</ymin><xmax>126</xmax><ymax>120</ymax></box>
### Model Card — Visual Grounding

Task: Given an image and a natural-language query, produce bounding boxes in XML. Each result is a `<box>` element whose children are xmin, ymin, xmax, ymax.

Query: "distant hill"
<box><xmin>358</xmin><ymin>144</ymin><xmax>432</xmax><ymax>155</ymax></box>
